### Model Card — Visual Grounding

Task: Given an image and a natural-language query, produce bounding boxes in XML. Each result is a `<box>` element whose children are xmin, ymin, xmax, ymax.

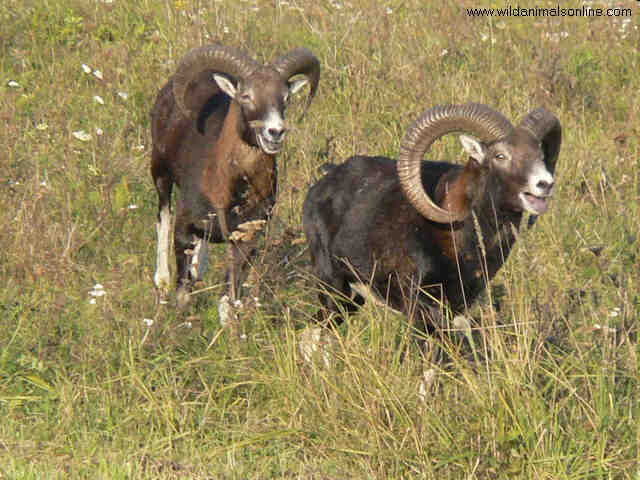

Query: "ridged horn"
<box><xmin>172</xmin><ymin>44</ymin><xmax>261</xmax><ymax>118</ymax></box>
<box><xmin>518</xmin><ymin>107</ymin><xmax>562</xmax><ymax>174</ymax></box>
<box><xmin>271</xmin><ymin>47</ymin><xmax>320</xmax><ymax>119</ymax></box>
<box><xmin>397</xmin><ymin>103</ymin><xmax>514</xmax><ymax>224</ymax></box>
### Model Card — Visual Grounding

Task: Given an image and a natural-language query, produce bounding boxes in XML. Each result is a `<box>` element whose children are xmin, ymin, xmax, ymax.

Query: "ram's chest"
<box><xmin>229</xmin><ymin>171</ymin><xmax>276</xmax><ymax>222</ymax></box>
<box><xmin>230</xmin><ymin>147</ymin><xmax>277</xmax><ymax>216</ymax></box>
<box><xmin>454</xmin><ymin>219</ymin><xmax>519</xmax><ymax>296</ymax></box>
<box><xmin>201</xmin><ymin>144</ymin><xmax>277</xmax><ymax>213</ymax></box>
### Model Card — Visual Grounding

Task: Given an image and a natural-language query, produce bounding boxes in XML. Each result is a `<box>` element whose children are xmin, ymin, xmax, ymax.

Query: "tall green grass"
<box><xmin>1</xmin><ymin>0</ymin><xmax>638</xmax><ymax>477</ymax></box>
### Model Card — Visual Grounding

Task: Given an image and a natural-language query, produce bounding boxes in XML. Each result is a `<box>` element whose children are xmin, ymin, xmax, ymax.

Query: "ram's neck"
<box><xmin>428</xmin><ymin>164</ymin><xmax>524</xmax><ymax>309</ymax></box>
<box><xmin>448</xmin><ymin>194</ymin><xmax>522</xmax><ymax>307</ymax></box>
<box><xmin>200</xmin><ymin>102</ymin><xmax>276</xmax><ymax>210</ymax></box>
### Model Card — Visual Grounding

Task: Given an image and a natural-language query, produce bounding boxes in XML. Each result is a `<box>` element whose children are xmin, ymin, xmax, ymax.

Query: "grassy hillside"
<box><xmin>1</xmin><ymin>0</ymin><xmax>638</xmax><ymax>477</ymax></box>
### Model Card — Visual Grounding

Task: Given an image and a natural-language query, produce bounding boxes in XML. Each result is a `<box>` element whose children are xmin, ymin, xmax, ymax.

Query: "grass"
<box><xmin>1</xmin><ymin>0</ymin><xmax>639</xmax><ymax>477</ymax></box>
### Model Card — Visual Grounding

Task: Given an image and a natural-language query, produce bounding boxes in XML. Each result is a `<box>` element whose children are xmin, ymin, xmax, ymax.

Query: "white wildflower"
<box><xmin>93</xmin><ymin>95</ymin><xmax>104</xmax><ymax>105</ymax></box>
<box><xmin>7</xmin><ymin>80</ymin><xmax>20</xmax><ymax>88</ymax></box>
<box><xmin>386</xmin><ymin>7</ymin><xmax>392</xmax><ymax>14</ymax></box>
<box><xmin>72</xmin><ymin>130</ymin><xmax>92</xmax><ymax>142</ymax></box>
<box><xmin>545</xmin><ymin>31</ymin><xmax>569</xmax><ymax>43</ymax></box>
<box><xmin>89</xmin><ymin>283</ymin><xmax>106</xmax><ymax>297</ymax></box>
<box><xmin>143</xmin><ymin>318</ymin><xmax>154</xmax><ymax>327</ymax></box>
<box><xmin>96</xmin><ymin>128</ymin><xmax>104</xmax><ymax>136</ymax></box>
<box><xmin>117</xmin><ymin>91</ymin><xmax>128</xmax><ymax>100</ymax></box>
<box><xmin>440</xmin><ymin>48</ymin><xmax>449</xmax><ymax>57</ymax></box>
<box><xmin>93</xmin><ymin>70</ymin><xmax>103</xmax><ymax>80</ymax></box>
<box><xmin>36</xmin><ymin>123</ymin><xmax>48</xmax><ymax>131</ymax></box>
<box><xmin>82</xmin><ymin>64</ymin><xmax>92</xmax><ymax>74</ymax></box>
<box><xmin>128</xmin><ymin>204</ymin><xmax>138</xmax><ymax>210</ymax></box>
<box><xmin>89</xmin><ymin>298</ymin><xmax>97</xmax><ymax>305</ymax></box>
<box><xmin>223</xmin><ymin>26</ymin><xmax>229</xmax><ymax>34</ymax></box>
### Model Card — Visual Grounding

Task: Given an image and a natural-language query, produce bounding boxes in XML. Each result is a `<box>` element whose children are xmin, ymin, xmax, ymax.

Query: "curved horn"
<box><xmin>397</xmin><ymin>103</ymin><xmax>514</xmax><ymax>224</ymax></box>
<box><xmin>271</xmin><ymin>47</ymin><xmax>320</xmax><ymax>118</ymax></box>
<box><xmin>172</xmin><ymin>44</ymin><xmax>261</xmax><ymax>118</ymax></box>
<box><xmin>518</xmin><ymin>107</ymin><xmax>562</xmax><ymax>174</ymax></box>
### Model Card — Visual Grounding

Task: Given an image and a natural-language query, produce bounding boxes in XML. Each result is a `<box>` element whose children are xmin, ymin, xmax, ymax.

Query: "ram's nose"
<box><xmin>266</xmin><ymin>126</ymin><xmax>285</xmax><ymax>142</ymax></box>
<box><xmin>535</xmin><ymin>178</ymin><xmax>554</xmax><ymax>196</ymax></box>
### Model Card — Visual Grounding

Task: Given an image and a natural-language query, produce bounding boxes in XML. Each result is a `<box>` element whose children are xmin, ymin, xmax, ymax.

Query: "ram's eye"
<box><xmin>495</xmin><ymin>153</ymin><xmax>506</xmax><ymax>160</ymax></box>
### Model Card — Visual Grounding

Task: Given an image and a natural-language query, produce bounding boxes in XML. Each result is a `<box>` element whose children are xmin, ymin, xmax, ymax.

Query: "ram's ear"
<box><xmin>459</xmin><ymin>134</ymin><xmax>487</xmax><ymax>164</ymax></box>
<box><xmin>288</xmin><ymin>77</ymin><xmax>308</xmax><ymax>96</ymax></box>
<box><xmin>213</xmin><ymin>74</ymin><xmax>237</xmax><ymax>98</ymax></box>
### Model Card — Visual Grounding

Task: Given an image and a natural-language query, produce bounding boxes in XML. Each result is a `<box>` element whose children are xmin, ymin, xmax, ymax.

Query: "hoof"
<box><xmin>154</xmin><ymin>271</ymin><xmax>171</xmax><ymax>296</ymax></box>
<box><xmin>176</xmin><ymin>286</ymin><xmax>191</xmax><ymax>310</ymax></box>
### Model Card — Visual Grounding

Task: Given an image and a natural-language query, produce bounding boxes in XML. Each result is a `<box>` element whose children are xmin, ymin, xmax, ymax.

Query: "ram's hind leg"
<box><xmin>173</xmin><ymin>196</ymin><xmax>210</xmax><ymax>309</ymax></box>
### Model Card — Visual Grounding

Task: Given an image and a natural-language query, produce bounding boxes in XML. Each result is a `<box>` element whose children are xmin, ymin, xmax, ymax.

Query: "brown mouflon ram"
<box><xmin>151</xmin><ymin>44</ymin><xmax>320</xmax><ymax>325</ymax></box>
<box><xmin>303</xmin><ymin>103</ymin><xmax>561</xmax><ymax>334</ymax></box>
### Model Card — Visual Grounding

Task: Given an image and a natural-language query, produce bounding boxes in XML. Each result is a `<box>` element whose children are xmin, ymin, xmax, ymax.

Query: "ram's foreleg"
<box><xmin>217</xmin><ymin>220</ymin><xmax>266</xmax><ymax>329</ymax></box>
<box><xmin>152</xmin><ymin>166</ymin><xmax>173</xmax><ymax>298</ymax></box>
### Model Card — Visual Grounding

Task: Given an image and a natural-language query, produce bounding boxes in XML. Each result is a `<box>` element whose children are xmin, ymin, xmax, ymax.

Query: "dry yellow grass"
<box><xmin>0</xmin><ymin>0</ymin><xmax>638</xmax><ymax>477</ymax></box>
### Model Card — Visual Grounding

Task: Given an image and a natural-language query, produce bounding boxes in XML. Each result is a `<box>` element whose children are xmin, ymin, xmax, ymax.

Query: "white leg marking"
<box><xmin>154</xmin><ymin>206</ymin><xmax>172</xmax><ymax>291</ymax></box>
<box><xmin>218</xmin><ymin>294</ymin><xmax>235</xmax><ymax>328</ymax></box>
<box><xmin>418</xmin><ymin>368</ymin><xmax>437</xmax><ymax>403</ymax></box>
<box><xmin>299</xmin><ymin>326</ymin><xmax>335</xmax><ymax>368</ymax></box>
<box><xmin>188</xmin><ymin>236</ymin><xmax>209</xmax><ymax>281</ymax></box>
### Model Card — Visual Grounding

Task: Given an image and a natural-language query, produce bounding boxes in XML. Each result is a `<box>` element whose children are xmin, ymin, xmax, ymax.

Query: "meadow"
<box><xmin>1</xmin><ymin>0</ymin><xmax>638</xmax><ymax>477</ymax></box>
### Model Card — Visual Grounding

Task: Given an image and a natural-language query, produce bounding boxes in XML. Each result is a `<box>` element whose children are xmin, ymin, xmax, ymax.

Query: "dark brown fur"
<box><xmin>303</xmin><ymin>156</ymin><xmax>522</xmax><ymax>334</ymax></box>
<box><xmin>151</xmin><ymin>72</ymin><xmax>279</xmax><ymax>309</ymax></box>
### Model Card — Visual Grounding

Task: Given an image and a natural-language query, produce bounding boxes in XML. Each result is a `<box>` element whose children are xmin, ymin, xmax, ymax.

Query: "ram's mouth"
<box><xmin>257</xmin><ymin>133</ymin><xmax>283</xmax><ymax>155</ymax></box>
<box><xmin>520</xmin><ymin>192</ymin><xmax>550</xmax><ymax>215</ymax></box>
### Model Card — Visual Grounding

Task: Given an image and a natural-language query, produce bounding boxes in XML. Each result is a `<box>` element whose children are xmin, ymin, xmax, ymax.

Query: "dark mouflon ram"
<box><xmin>151</xmin><ymin>44</ymin><xmax>320</xmax><ymax>324</ymax></box>
<box><xmin>303</xmin><ymin>103</ymin><xmax>561</xmax><ymax>333</ymax></box>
